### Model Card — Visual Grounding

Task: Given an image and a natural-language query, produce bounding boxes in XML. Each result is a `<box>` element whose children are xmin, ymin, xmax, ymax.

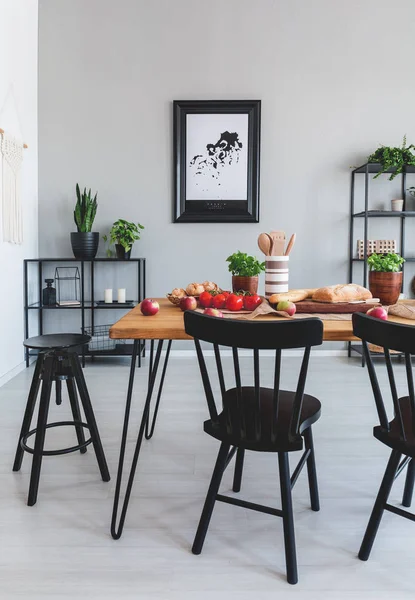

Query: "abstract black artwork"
<box><xmin>174</xmin><ymin>100</ymin><xmax>261</xmax><ymax>223</ymax></box>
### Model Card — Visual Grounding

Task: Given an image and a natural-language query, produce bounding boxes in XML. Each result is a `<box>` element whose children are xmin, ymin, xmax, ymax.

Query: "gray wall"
<box><xmin>38</xmin><ymin>0</ymin><xmax>415</xmax><ymax>304</ymax></box>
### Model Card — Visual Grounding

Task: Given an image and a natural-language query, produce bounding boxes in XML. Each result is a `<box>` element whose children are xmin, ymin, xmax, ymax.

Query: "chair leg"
<box><xmin>69</xmin><ymin>353</ymin><xmax>110</xmax><ymax>482</ymax></box>
<box><xmin>66</xmin><ymin>377</ymin><xmax>87</xmax><ymax>454</ymax></box>
<box><xmin>358</xmin><ymin>449</ymin><xmax>401</xmax><ymax>561</ymax></box>
<box><xmin>402</xmin><ymin>458</ymin><xmax>415</xmax><ymax>508</ymax></box>
<box><xmin>303</xmin><ymin>426</ymin><xmax>320</xmax><ymax>512</ymax></box>
<box><xmin>278</xmin><ymin>452</ymin><xmax>298</xmax><ymax>585</ymax></box>
<box><xmin>27</xmin><ymin>355</ymin><xmax>55</xmax><ymax>506</ymax></box>
<box><xmin>13</xmin><ymin>353</ymin><xmax>45</xmax><ymax>472</ymax></box>
<box><xmin>192</xmin><ymin>442</ymin><xmax>230</xmax><ymax>555</ymax></box>
<box><xmin>232</xmin><ymin>448</ymin><xmax>245</xmax><ymax>493</ymax></box>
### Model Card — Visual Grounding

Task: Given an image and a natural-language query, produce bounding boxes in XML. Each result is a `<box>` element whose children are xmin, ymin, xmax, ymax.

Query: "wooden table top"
<box><xmin>109</xmin><ymin>298</ymin><xmax>415</xmax><ymax>342</ymax></box>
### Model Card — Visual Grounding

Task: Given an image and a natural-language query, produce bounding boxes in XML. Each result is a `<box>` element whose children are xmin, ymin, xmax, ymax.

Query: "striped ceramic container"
<box><xmin>265</xmin><ymin>256</ymin><xmax>289</xmax><ymax>299</ymax></box>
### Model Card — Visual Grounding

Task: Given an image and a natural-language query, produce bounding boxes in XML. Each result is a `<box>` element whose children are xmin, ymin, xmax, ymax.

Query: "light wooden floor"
<box><xmin>0</xmin><ymin>353</ymin><xmax>414</xmax><ymax>599</ymax></box>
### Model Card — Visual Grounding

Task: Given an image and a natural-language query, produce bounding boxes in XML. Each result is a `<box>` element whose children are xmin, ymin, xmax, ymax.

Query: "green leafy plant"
<box><xmin>226</xmin><ymin>251</ymin><xmax>265</xmax><ymax>277</ymax></box>
<box><xmin>408</xmin><ymin>187</ymin><xmax>415</xmax><ymax>198</ymax></box>
<box><xmin>74</xmin><ymin>184</ymin><xmax>98</xmax><ymax>232</ymax></box>
<box><xmin>367</xmin><ymin>253</ymin><xmax>405</xmax><ymax>272</ymax></box>
<box><xmin>103</xmin><ymin>219</ymin><xmax>144</xmax><ymax>257</ymax></box>
<box><xmin>367</xmin><ymin>136</ymin><xmax>415</xmax><ymax>180</ymax></box>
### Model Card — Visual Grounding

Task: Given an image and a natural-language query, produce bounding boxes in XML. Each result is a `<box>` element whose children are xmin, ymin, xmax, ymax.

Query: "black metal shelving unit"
<box><xmin>24</xmin><ymin>257</ymin><xmax>146</xmax><ymax>367</ymax></box>
<box><xmin>348</xmin><ymin>163</ymin><xmax>415</xmax><ymax>362</ymax></box>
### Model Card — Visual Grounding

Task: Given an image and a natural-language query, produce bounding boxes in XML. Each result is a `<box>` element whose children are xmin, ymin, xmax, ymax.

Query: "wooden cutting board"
<box><xmin>295</xmin><ymin>300</ymin><xmax>380</xmax><ymax>314</ymax></box>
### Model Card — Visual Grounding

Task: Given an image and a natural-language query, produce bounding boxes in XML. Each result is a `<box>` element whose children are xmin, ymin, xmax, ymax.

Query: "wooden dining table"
<box><xmin>108</xmin><ymin>298</ymin><xmax>415</xmax><ymax>540</ymax></box>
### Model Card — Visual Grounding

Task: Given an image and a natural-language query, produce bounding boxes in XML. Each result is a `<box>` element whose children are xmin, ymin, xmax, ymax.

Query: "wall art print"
<box><xmin>174</xmin><ymin>100</ymin><xmax>261</xmax><ymax>223</ymax></box>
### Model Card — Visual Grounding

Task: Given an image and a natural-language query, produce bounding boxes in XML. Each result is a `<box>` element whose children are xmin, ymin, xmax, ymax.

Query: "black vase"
<box><xmin>70</xmin><ymin>232</ymin><xmax>99</xmax><ymax>260</ymax></box>
<box><xmin>115</xmin><ymin>244</ymin><xmax>131</xmax><ymax>260</ymax></box>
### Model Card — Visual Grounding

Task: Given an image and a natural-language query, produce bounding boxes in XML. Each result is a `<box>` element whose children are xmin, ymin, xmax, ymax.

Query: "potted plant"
<box><xmin>367</xmin><ymin>253</ymin><xmax>405</xmax><ymax>305</ymax></box>
<box><xmin>226</xmin><ymin>251</ymin><xmax>265</xmax><ymax>294</ymax></box>
<box><xmin>103</xmin><ymin>219</ymin><xmax>144</xmax><ymax>259</ymax></box>
<box><xmin>367</xmin><ymin>136</ymin><xmax>415</xmax><ymax>181</ymax></box>
<box><xmin>71</xmin><ymin>184</ymin><xmax>99</xmax><ymax>259</ymax></box>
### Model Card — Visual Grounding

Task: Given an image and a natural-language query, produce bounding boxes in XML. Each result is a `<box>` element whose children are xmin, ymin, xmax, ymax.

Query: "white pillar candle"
<box><xmin>117</xmin><ymin>288</ymin><xmax>126</xmax><ymax>303</ymax></box>
<box><xmin>104</xmin><ymin>288</ymin><xmax>113</xmax><ymax>303</ymax></box>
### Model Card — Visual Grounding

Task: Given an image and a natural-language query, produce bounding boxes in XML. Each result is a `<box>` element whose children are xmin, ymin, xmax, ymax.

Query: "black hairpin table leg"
<box><xmin>111</xmin><ymin>339</ymin><xmax>164</xmax><ymax>540</ymax></box>
<box><xmin>145</xmin><ymin>339</ymin><xmax>172</xmax><ymax>440</ymax></box>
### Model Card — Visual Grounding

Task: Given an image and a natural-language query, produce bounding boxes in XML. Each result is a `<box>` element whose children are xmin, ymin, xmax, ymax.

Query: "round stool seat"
<box><xmin>23</xmin><ymin>333</ymin><xmax>91</xmax><ymax>350</ymax></box>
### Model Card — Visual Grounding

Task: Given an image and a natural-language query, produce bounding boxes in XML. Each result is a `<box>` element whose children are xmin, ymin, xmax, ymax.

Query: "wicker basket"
<box><xmin>166</xmin><ymin>293</ymin><xmax>183</xmax><ymax>306</ymax></box>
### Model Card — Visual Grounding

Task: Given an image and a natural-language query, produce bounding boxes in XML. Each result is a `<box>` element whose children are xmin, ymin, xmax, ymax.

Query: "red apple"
<box><xmin>203</xmin><ymin>308</ymin><xmax>224</xmax><ymax>318</ymax></box>
<box><xmin>367</xmin><ymin>306</ymin><xmax>388</xmax><ymax>320</ymax></box>
<box><xmin>179</xmin><ymin>296</ymin><xmax>198</xmax><ymax>312</ymax></box>
<box><xmin>277</xmin><ymin>300</ymin><xmax>296</xmax><ymax>316</ymax></box>
<box><xmin>140</xmin><ymin>298</ymin><xmax>160</xmax><ymax>316</ymax></box>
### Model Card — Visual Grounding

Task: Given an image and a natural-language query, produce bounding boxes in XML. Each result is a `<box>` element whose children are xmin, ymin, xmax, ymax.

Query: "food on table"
<box><xmin>243</xmin><ymin>293</ymin><xmax>262</xmax><ymax>311</ymax></box>
<box><xmin>199</xmin><ymin>291</ymin><xmax>213</xmax><ymax>308</ymax></box>
<box><xmin>202</xmin><ymin>281</ymin><xmax>219</xmax><ymax>292</ymax></box>
<box><xmin>212</xmin><ymin>293</ymin><xmax>227</xmax><ymax>309</ymax></box>
<box><xmin>166</xmin><ymin>287</ymin><xmax>187</xmax><ymax>305</ymax></box>
<box><xmin>140</xmin><ymin>298</ymin><xmax>160</xmax><ymax>316</ymax></box>
<box><xmin>180</xmin><ymin>296</ymin><xmax>198</xmax><ymax>312</ymax></box>
<box><xmin>186</xmin><ymin>282</ymin><xmax>206</xmax><ymax>296</ymax></box>
<box><xmin>277</xmin><ymin>300</ymin><xmax>296</xmax><ymax>316</ymax></box>
<box><xmin>367</xmin><ymin>306</ymin><xmax>388</xmax><ymax>320</ymax></box>
<box><xmin>203</xmin><ymin>308</ymin><xmax>224</xmax><ymax>318</ymax></box>
<box><xmin>226</xmin><ymin>293</ymin><xmax>244</xmax><ymax>312</ymax></box>
<box><xmin>312</xmin><ymin>284</ymin><xmax>372</xmax><ymax>303</ymax></box>
<box><xmin>269</xmin><ymin>289</ymin><xmax>315</xmax><ymax>304</ymax></box>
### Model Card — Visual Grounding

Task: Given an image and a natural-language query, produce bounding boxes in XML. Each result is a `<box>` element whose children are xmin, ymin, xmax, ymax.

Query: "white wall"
<box><xmin>38</xmin><ymin>0</ymin><xmax>415</xmax><ymax>300</ymax></box>
<box><xmin>0</xmin><ymin>0</ymin><xmax>38</xmax><ymax>382</ymax></box>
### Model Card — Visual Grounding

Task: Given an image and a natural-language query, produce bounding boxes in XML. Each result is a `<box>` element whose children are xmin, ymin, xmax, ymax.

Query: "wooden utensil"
<box><xmin>257</xmin><ymin>233</ymin><xmax>271</xmax><ymax>256</ymax></box>
<box><xmin>269</xmin><ymin>230</ymin><xmax>286</xmax><ymax>256</ymax></box>
<box><xmin>284</xmin><ymin>233</ymin><xmax>296</xmax><ymax>256</ymax></box>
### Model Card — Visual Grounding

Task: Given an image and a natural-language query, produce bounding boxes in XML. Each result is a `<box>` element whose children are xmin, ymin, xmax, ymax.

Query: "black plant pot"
<box><xmin>115</xmin><ymin>244</ymin><xmax>131</xmax><ymax>260</ymax></box>
<box><xmin>70</xmin><ymin>232</ymin><xmax>99</xmax><ymax>260</ymax></box>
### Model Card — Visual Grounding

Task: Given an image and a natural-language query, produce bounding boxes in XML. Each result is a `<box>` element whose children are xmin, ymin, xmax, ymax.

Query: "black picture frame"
<box><xmin>173</xmin><ymin>100</ymin><xmax>261</xmax><ymax>223</ymax></box>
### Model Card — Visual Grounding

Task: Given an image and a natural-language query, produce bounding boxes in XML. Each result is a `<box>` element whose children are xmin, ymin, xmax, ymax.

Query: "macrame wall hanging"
<box><xmin>0</xmin><ymin>128</ymin><xmax>27</xmax><ymax>244</ymax></box>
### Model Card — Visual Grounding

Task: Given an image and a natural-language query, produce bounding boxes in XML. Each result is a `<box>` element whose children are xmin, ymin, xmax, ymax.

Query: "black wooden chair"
<box><xmin>184</xmin><ymin>312</ymin><xmax>324</xmax><ymax>585</ymax></box>
<box><xmin>352</xmin><ymin>313</ymin><xmax>415</xmax><ymax>562</ymax></box>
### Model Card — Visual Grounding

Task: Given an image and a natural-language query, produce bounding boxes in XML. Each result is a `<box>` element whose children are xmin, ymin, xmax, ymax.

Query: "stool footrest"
<box><xmin>21</xmin><ymin>421</ymin><xmax>92</xmax><ymax>456</ymax></box>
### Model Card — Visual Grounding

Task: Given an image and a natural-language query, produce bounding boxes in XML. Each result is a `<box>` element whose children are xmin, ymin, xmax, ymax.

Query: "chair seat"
<box><xmin>374</xmin><ymin>396</ymin><xmax>415</xmax><ymax>458</ymax></box>
<box><xmin>204</xmin><ymin>387</ymin><xmax>321</xmax><ymax>452</ymax></box>
<box><xmin>23</xmin><ymin>334</ymin><xmax>91</xmax><ymax>350</ymax></box>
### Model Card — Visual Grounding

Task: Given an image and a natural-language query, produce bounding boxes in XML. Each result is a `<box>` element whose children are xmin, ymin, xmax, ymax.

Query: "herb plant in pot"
<box><xmin>226</xmin><ymin>251</ymin><xmax>265</xmax><ymax>294</ymax></box>
<box><xmin>367</xmin><ymin>253</ymin><xmax>405</xmax><ymax>305</ymax></box>
<box><xmin>103</xmin><ymin>219</ymin><xmax>144</xmax><ymax>259</ymax></box>
<box><xmin>71</xmin><ymin>184</ymin><xmax>99</xmax><ymax>259</ymax></box>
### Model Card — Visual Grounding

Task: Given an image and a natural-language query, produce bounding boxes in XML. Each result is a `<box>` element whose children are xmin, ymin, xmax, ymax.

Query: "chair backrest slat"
<box><xmin>271</xmin><ymin>349</ymin><xmax>282</xmax><ymax>442</ymax></box>
<box><xmin>194</xmin><ymin>338</ymin><xmax>218</xmax><ymax>422</ymax></box>
<box><xmin>184</xmin><ymin>312</ymin><xmax>323</xmax><ymax>446</ymax></box>
<box><xmin>384</xmin><ymin>349</ymin><xmax>406</xmax><ymax>441</ymax></box>
<box><xmin>290</xmin><ymin>347</ymin><xmax>311</xmax><ymax>438</ymax></box>
<box><xmin>405</xmin><ymin>353</ymin><xmax>415</xmax><ymax>435</ymax></box>
<box><xmin>253</xmin><ymin>349</ymin><xmax>261</xmax><ymax>441</ymax></box>
<box><xmin>361</xmin><ymin>340</ymin><xmax>390</xmax><ymax>431</ymax></box>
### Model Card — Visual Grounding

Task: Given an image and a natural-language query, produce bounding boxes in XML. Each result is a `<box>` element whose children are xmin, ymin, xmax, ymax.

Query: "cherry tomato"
<box><xmin>212</xmin><ymin>293</ymin><xmax>226</xmax><ymax>309</ymax></box>
<box><xmin>199</xmin><ymin>291</ymin><xmax>213</xmax><ymax>308</ymax></box>
<box><xmin>226</xmin><ymin>293</ymin><xmax>244</xmax><ymax>311</ymax></box>
<box><xmin>243</xmin><ymin>294</ymin><xmax>262</xmax><ymax>311</ymax></box>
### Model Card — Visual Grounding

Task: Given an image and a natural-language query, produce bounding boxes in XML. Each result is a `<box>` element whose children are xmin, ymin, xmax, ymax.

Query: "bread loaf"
<box><xmin>312</xmin><ymin>284</ymin><xmax>372</xmax><ymax>303</ymax></box>
<box><xmin>269</xmin><ymin>289</ymin><xmax>316</xmax><ymax>304</ymax></box>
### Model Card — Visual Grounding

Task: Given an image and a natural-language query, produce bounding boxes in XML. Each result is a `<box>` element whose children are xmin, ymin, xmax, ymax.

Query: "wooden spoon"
<box><xmin>269</xmin><ymin>230</ymin><xmax>286</xmax><ymax>256</ymax></box>
<box><xmin>257</xmin><ymin>233</ymin><xmax>271</xmax><ymax>256</ymax></box>
<box><xmin>285</xmin><ymin>233</ymin><xmax>296</xmax><ymax>256</ymax></box>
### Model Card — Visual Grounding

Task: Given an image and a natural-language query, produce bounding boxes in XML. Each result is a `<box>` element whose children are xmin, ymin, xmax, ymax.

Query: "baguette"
<box><xmin>269</xmin><ymin>289</ymin><xmax>316</xmax><ymax>304</ymax></box>
<box><xmin>312</xmin><ymin>284</ymin><xmax>372</xmax><ymax>303</ymax></box>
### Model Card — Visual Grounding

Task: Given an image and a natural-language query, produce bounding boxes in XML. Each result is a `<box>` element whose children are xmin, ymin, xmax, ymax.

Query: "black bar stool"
<box><xmin>13</xmin><ymin>334</ymin><xmax>110</xmax><ymax>506</ymax></box>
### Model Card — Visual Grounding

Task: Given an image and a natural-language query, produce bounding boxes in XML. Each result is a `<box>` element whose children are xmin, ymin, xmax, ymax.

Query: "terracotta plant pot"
<box><xmin>232</xmin><ymin>275</ymin><xmax>258</xmax><ymax>295</ymax></box>
<box><xmin>369</xmin><ymin>271</ymin><xmax>402</xmax><ymax>305</ymax></box>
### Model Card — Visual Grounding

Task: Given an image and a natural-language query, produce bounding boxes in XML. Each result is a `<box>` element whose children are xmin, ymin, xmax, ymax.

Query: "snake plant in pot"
<box><xmin>71</xmin><ymin>184</ymin><xmax>99</xmax><ymax>259</ymax></box>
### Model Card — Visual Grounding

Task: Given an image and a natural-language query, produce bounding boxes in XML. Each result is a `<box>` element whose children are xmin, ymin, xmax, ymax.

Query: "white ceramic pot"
<box><xmin>265</xmin><ymin>256</ymin><xmax>289</xmax><ymax>299</ymax></box>
<box><xmin>391</xmin><ymin>198</ymin><xmax>404</xmax><ymax>212</ymax></box>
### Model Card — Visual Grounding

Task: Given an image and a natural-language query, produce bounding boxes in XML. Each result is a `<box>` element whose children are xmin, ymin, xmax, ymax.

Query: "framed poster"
<box><xmin>173</xmin><ymin>100</ymin><xmax>261</xmax><ymax>223</ymax></box>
